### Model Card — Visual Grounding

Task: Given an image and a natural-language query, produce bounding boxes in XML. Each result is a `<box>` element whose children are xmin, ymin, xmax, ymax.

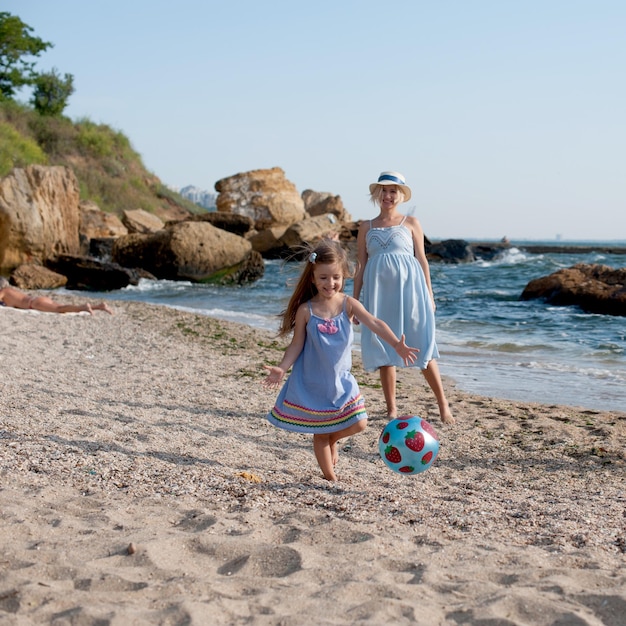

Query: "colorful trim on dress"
<box><xmin>270</xmin><ymin>394</ymin><xmax>366</xmax><ymax>430</ymax></box>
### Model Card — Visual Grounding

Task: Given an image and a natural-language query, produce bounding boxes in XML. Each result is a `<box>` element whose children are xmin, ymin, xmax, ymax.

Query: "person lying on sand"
<box><xmin>0</xmin><ymin>278</ymin><xmax>113</xmax><ymax>315</ymax></box>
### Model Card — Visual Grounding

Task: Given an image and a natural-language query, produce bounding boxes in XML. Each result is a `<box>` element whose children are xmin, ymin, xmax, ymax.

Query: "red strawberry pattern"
<box><xmin>420</xmin><ymin>419</ymin><xmax>439</xmax><ymax>440</ymax></box>
<box><xmin>405</xmin><ymin>430</ymin><xmax>425</xmax><ymax>452</ymax></box>
<box><xmin>397</xmin><ymin>420</ymin><xmax>410</xmax><ymax>429</ymax></box>
<box><xmin>384</xmin><ymin>445</ymin><xmax>402</xmax><ymax>464</ymax></box>
<box><xmin>399</xmin><ymin>466</ymin><xmax>415</xmax><ymax>473</ymax></box>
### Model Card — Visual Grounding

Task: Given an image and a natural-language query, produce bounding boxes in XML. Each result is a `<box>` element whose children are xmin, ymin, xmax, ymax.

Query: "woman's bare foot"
<box><xmin>440</xmin><ymin>405</ymin><xmax>455</xmax><ymax>425</ymax></box>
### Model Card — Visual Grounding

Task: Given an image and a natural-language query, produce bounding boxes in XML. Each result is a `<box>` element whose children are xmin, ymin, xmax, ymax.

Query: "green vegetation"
<box><xmin>0</xmin><ymin>119</ymin><xmax>47</xmax><ymax>171</ymax></box>
<box><xmin>0</xmin><ymin>99</ymin><xmax>202</xmax><ymax>217</ymax></box>
<box><xmin>30</xmin><ymin>68</ymin><xmax>74</xmax><ymax>116</ymax></box>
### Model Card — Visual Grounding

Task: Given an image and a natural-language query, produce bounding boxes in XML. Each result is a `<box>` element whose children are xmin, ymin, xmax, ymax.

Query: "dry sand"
<box><xmin>1</xmin><ymin>297</ymin><xmax>624</xmax><ymax>625</ymax></box>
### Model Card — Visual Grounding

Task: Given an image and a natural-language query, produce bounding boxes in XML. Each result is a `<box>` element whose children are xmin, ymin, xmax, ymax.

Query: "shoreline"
<box><xmin>1</xmin><ymin>298</ymin><xmax>624</xmax><ymax>623</ymax></box>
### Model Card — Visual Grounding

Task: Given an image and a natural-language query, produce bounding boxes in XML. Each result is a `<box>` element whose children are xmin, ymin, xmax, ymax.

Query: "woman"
<box><xmin>353</xmin><ymin>171</ymin><xmax>454</xmax><ymax>424</ymax></box>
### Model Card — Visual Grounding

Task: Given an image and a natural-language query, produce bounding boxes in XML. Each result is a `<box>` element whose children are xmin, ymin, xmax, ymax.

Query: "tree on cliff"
<box><xmin>30</xmin><ymin>68</ymin><xmax>74</xmax><ymax>116</ymax></box>
<box><xmin>0</xmin><ymin>12</ymin><xmax>52</xmax><ymax>100</ymax></box>
<box><xmin>0</xmin><ymin>12</ymin><xmax>73</xmax><ymax>116</ymax></box>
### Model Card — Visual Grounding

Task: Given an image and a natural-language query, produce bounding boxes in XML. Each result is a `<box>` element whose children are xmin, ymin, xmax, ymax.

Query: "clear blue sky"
<box><xmin>7</xmin><ymin>1</ymin><xmax>626</xmax><ymax>241</ymax></box>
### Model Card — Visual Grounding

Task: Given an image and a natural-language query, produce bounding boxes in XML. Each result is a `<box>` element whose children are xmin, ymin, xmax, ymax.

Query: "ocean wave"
<box><xmin>475</xmin><ymin>247</ymin><xmax>534</xmax><ymax>267</ymax></box>
<box><xmin>516</xmin><ymin>359</ymin><xmax>626</xmax><ymax>384</ymax></box>
<box><xmin>171</xmin><ymin>305</ymin><xmax>279</xmax><ymax>332</ymax></box>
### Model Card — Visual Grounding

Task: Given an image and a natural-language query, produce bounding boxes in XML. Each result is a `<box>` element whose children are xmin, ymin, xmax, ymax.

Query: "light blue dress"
<box><xmin>361</xmin><ymin>218</ymin><xmax>439</xmax><ymax>371</ymax></box>
<box><xmin>267</xmin><ymin>297</ymin><xmax>367</xmax><ymax>433</ymax></box>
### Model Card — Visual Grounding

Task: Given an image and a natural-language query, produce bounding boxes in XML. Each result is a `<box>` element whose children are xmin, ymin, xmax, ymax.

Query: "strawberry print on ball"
<box><xmin>378</xmin><ymin>416</ymin><xmax>439</xmax><ymax>475</ymax></box>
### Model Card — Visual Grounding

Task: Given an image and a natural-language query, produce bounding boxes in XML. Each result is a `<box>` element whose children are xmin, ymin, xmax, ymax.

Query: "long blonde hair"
<box><xmin>277</xmin><ymin>240</ymin><xmax>352</xmax><ymax>336</ymax></box>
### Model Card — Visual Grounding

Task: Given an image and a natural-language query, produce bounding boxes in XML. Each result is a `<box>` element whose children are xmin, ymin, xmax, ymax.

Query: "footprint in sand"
<box><xmin>199</xmin><ymin>542</ymin><xmax>302</xmax><ymax>578</ymax></box>
<box><xmin>174</xmin><ymin>509</ymin><xmax>217</xmax><ymax>532</ymax></box>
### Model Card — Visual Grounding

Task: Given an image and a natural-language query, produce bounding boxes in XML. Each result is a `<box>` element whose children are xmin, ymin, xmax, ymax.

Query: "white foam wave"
<box><xmin>517</xmin><ymin>359</ymin><xmax>626</xmax><ymax>383</ymax></box>
<box><xmin>171</xmin><ymin>305</ymin><xmax>279</xmax><ymax>332</ymax></box>
<box><xmin>475</xmin><ymin>247</ymin><xmax>534</xmax><ymax>267</ymax></box>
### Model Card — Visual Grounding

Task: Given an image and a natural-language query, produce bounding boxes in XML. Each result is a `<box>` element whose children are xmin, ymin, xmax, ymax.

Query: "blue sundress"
<box><xmin>360</xmin><ymin>217</ymin><xmax>439</xmax><ymax>371</ymax></box>
<box><xmin>267</xmin><ymin>297</ymin><xmax>367</xmax><ymax>433</ymax></box>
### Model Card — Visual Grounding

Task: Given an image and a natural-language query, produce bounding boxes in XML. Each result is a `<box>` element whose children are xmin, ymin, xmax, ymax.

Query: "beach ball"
<box><xmin>379</xmin><ymin>416</ymin><xmax>439</xmax><ymax>475</ymax></box>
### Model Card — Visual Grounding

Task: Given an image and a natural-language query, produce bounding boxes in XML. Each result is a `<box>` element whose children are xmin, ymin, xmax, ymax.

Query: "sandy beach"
<box><xmin>1</xmin><ymin>297</ymin><xmax>624</xmax><ymax>625</ymax></box>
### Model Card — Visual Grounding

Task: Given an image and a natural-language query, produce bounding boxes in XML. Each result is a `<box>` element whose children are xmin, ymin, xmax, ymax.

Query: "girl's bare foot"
<box><xmin>331</xmin><ymin>441</ymin><xmax>339</xmax><ymax>466</ymax></box>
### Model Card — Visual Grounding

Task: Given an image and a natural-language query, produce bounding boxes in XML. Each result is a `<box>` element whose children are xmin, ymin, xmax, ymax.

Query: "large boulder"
<box><xmin>521</xmin><ymin>263</ymin><xmax>626</xmax><ymax>316</ymax></box>
<box><xmin>215</xmin><ymin>167</ymin><xmax>306</xmax><ymax>230</ymax></box>
<box><xmin>122</xmin><ymin>208</ymin><xmax>165</xmax><ymax>234</ymax></box>
<box><xmin>276</xmin><ymin>214</ymin><xmax>342</xmax><ymax>259</ymax></box>
<box><xmin>9</xmin><ymin>264</ymin><xmax>68</xmax><ymax>290</ymax></box>
<box><xmin>249</xmin><ymin>214</ymin><xmax>342</xmax><ymax>259</ymax></box>
<box><xmin>302</xmin><ymin>189</ymin><xmax>352</xmax><ymax>222</ymax></box>
<box><xmin>112</xmin><ymin>221</ymin><xmax>264</xmax><ymax>284</ymax></box>
<box><xmin>79</xmin><ymin>201</ymin><xmax>127</xmax><ymax>240</ymax></box>
<box><xmin>0</xmin><ymin>165</ymin><xmax>81</xmax><ymax>272</ymax></box>
<box><xmin>178</xmin><ymin>211</ymin><xmax>254</xmax><ymax>237</ymax></box>
<box><xmin>248</xmin><ymin>225</ymin><xmax>290</xmax><ymax>256</ymax></box>
<box><xmin>79</xmin><ymin>200</ymin><xmax>128</xmax><ymax>255</ymax></box>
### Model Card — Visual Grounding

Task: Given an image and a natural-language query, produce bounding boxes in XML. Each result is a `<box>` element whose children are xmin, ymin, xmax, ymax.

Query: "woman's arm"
<box><xmin>406</xmin><ymin>216</ymin><xmax>435</xmax><ymax>310</ymax></box>
<box><xmin>352</xmin><ymin>221</ymin><xmax>370</xmax><ymax>301</ymax></box>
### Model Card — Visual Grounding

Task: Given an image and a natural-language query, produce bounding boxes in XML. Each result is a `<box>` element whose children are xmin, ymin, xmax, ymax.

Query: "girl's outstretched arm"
<box><xmin>262</xmin><ymin>304</ymin><xmax>308</xmax><ymax>388</ymax></box>
<box><xmin>346</xmin><ymin>297</ymin><xmax>420</xmax><ymax>366</ymax></box>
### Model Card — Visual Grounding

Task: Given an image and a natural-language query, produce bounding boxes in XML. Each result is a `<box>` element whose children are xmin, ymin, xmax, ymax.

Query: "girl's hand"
<box><xmin>394</xmin><ymin>334</ymin><xmax>420</xmax><ymax>366</ymax></box>
<box><xmin>262</xmin><ymin>365</ymin><xmax>286</xmax><ymax>388</ymax></box>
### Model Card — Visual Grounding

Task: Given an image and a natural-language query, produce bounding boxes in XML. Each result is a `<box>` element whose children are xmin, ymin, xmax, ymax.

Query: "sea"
<box><xmin>88</xmin><ymin>240</ymin><xmax>626</xmax><ymax>413</ymax></box>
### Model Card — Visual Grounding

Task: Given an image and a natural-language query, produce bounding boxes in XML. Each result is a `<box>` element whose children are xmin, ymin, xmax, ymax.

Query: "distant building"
<box><xmin>177</xmin><ymin>185</ymin><xmax>217</xmax><ymax>210</ymax></box>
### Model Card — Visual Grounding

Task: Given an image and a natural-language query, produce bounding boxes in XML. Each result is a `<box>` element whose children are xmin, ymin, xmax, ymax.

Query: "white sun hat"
<box><xmin>369</xmin><ymin>171</ymin><xmax>412</xmax><ymax>202</ymax></box>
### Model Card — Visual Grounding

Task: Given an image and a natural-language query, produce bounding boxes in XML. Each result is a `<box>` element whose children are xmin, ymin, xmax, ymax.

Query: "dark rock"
<box><xmin>89</xmin><ymin>237</ymin><xmax>117</xmax><ymax>260</ymax></box>
<box><xmin>45</xmin><ymin>255</ymin><xmax>141</xmax><ymax>291</ymax></box>
<box><xmin>471</xmin><ymin>242</ymin><xmax>510</xmax><ymax>261</ymax></box>
<box><xmin>426</xmin><ymin>239</ymin><xmax>475</xmax><ymax>263</ymax></box>
<box><xmin>521</xmin><ymin>263</ymin><xmax>626</xmax><ymax>316</ymax></box>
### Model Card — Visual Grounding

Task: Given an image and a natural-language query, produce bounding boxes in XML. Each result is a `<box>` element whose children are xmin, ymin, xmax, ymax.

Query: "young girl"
<box><xmin>262</xmin><ymin>239</ymin><xmax>420</xmax><ymax>481</ymax></box>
